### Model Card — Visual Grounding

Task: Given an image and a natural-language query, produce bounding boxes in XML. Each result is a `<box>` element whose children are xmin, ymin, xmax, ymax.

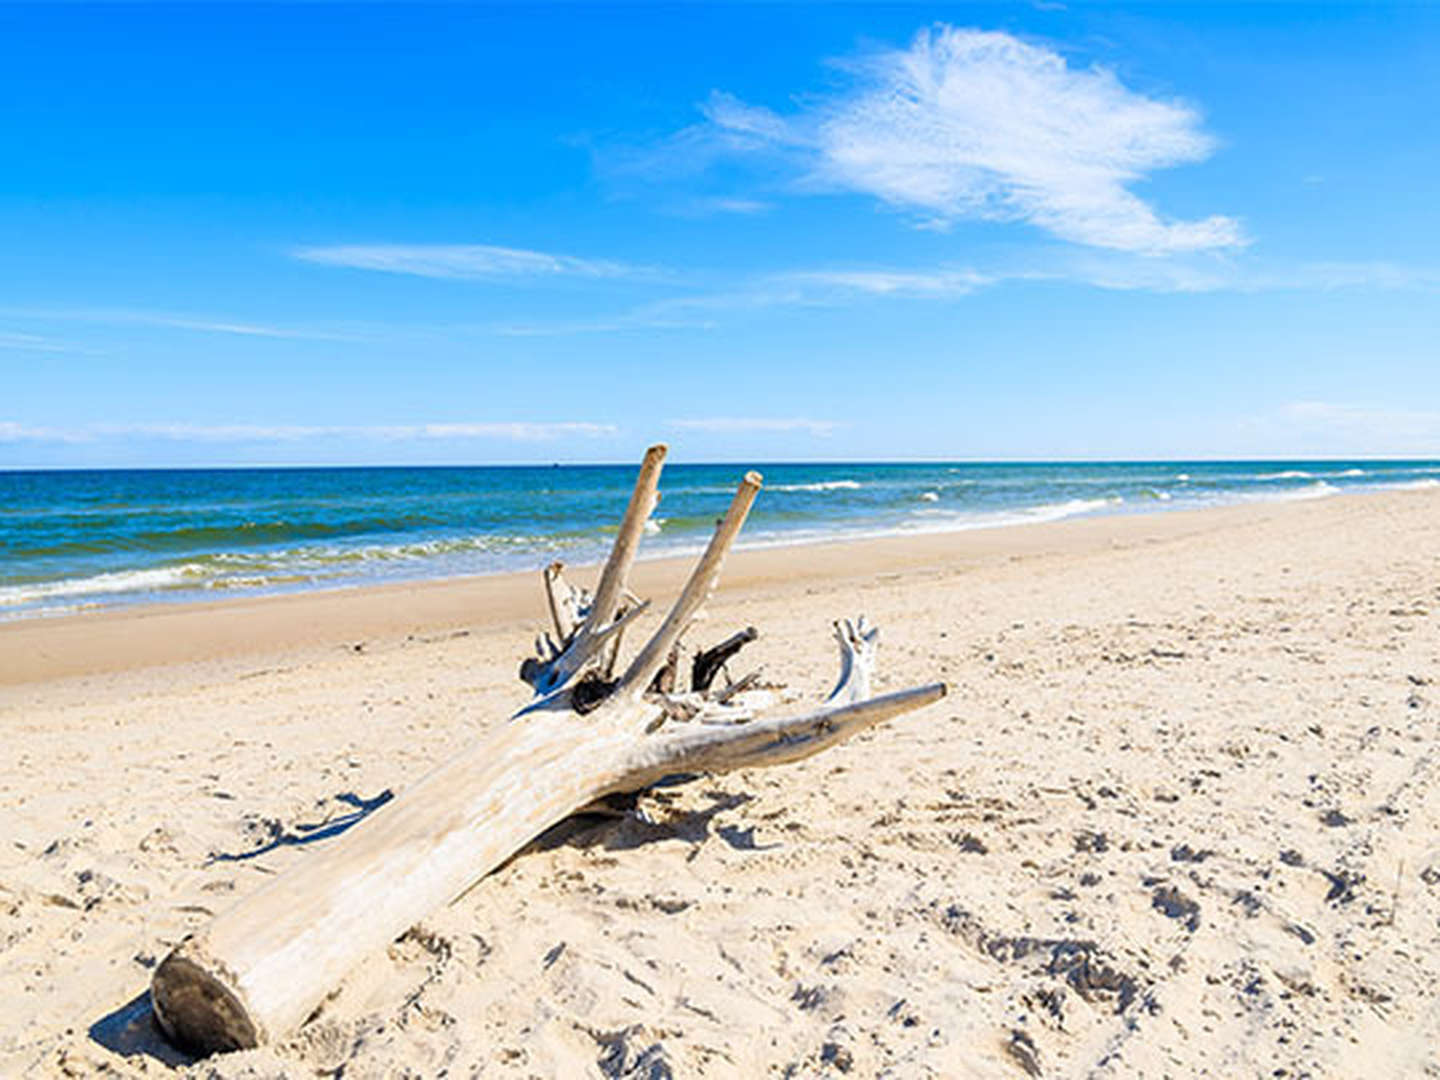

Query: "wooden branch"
<box><xmin>542</xmin><ymin>561</ymin><xmax>586</xmax><ymax>644</ymax></box>
<box><xmin>526</xmin><ymin>444</ymin><xmax>666</xmax><ymax>696</ymax></box>
<box><xmin>691</xmin><ymin>626</ymin><xmax>759</xmax><ymax>692</ymax></box>
<box><xmin>149</xmin><ymin>461</ymin><xmax>949</xmax><ymax>1057</ymax></box>
<box><xmin>598</xmin><ymin>589</ymin><xmax>644</xmax><ymax>679</ymax></box>
<box><xmin>713</xmin><ymin>668</ymin><xmax>762</xmax><ymax>704</ymax></box>
<box><xmin>639</xmin><ymin>682</ymin><xmax>947</xmax><ymax>775</ymax></box>
<box><xmin>617</xmin><ymin>471</ymin><xmax>761</xmax><ymax>697</ymax></box>
<box><xmin>828</xmin><ymin>616</ymin><xmax>879</xmax><ymax>704</ymax></box>
<box><xmin>647</xmin><ymin>645</ymin><xmax>681</xmax><ymax>695</ymax></box>
<box><xmin>587</xmin><ymin>445</ymin><xmax>666</xmax><ymax>636</ymax></box>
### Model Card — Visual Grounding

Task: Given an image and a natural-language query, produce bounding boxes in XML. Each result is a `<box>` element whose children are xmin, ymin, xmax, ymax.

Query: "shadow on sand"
<box><xmin>89</xmin><ymin>991</ymin><xmax>195</xmax><ymax>1068</ymax></box>
<box><xmin>533</xmin><ymin>787</ymin><xmax>781</xmax><ymax>855</ymax></box>
<box><xmin>209</xmin><ymin>789</ymin><xmax>395</xmax><ymax>864</ymax></box>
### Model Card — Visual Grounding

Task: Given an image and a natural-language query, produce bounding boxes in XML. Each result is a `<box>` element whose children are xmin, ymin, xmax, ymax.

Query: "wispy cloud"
<box><xmin>1047</xmin><ymin>254</ymin><xmax>1440</xmax><ymax>295</ymax></box>
<box><xmin>771</xmin><ymin>254</ymin><xmax>1440</xmax><ymax>303</ymax></box>
<box><xmin>0</xmin><ymin>421</ymin><xmax>619</xmax><ymax>445</ymax></box>
<box><xmin>121</xmin><ymin>315</ymin><xmax>347</xmax><ymax>340</ymax></box>
<box><xmin>667</xmin><ymin>196</ymin><xmax>775</xmax><ymax>218</ymax></box>
<box><xmin>1271</xmin><ymin>401</ymin><xmax>1440</xmax><ymax>449</ymax></box>
<box><xmin>483</xmin><ymin>251</ymin><xmax>1440</xmax><ymax>338</ymax></box>
<box><xmin>0</xmin><ymin>308</ymin><xmax>354</xmax><ymax>341</ymax></box>
<box><xmin>492</xmin><ymin>312</ymin><xmax>718</xmax><ymax>337</ymax></box>
<box><xmin>1277</xmin><ymin>262</ymin><xmax>1440</xmax><ymax>292</ymax></box>
<box><xmin>0</xmin><ymin>422</ymin><xmax>88</xmax><ymax>443</ymax></box>
<box><xmin>666</xmin><ymin>417</ymin><xmax>841</xmax><ymax>436</ymax></box>
<box><xmin>0</xmin><ymin>330</ymin><xmax>102</xmax><ymax>355</ymax></box>
<box><xmin>293</xmin><ymin>243</ymin><xmax>639</xmax><ymax>281</ymax></box>
<box><xmin>777</xmin><ymin>268</ymin><xmax>996</xmax><ymax>298</ymax></box>
<box><xmin>686</xmin><ymin>25</ymin><xmax>1243</xmax><ymax>254</ymax></box>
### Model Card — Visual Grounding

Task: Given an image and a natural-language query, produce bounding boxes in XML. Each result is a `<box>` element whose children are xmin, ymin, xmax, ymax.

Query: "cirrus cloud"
<box><xmin>695</xmin><ymin>26</ymin><xmax>1244</xmax><ymax>255</ymax></box>
<box><xmin>292</xmin><ymin>243</ymin><xmax>638</xmax><ymax>281</ymax></box>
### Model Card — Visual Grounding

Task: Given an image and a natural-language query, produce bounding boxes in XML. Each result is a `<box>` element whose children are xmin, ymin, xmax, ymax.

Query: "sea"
<box><xmin>2</xmin><ymin>460</ymin><xmax>1438</xmax><ymax>621</ymax></box>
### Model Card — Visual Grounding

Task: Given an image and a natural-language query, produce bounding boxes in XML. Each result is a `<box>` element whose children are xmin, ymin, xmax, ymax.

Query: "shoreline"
<box><xmin>6</xmin><ymin>460</ymin><xmax>1436</xmax><ymax>627</ymax></box>
<box><xmin>2</xmin><ymin>485</ymin><xmax>1430</xmax><ymax>688</ymax></box>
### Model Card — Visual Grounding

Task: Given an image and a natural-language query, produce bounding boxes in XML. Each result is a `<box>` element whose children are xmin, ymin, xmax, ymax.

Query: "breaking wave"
<box><xmin>769</xmin><ymin>480</ymin><xmax>863</xmax><ymax>492</ymax></box>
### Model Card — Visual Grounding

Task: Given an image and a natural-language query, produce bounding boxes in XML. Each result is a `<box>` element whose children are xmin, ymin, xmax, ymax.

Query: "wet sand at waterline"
<box><xmin>3</xmin><ymin>489</ymin><xmax>1439</xmax><ymax>1076</ymax></box>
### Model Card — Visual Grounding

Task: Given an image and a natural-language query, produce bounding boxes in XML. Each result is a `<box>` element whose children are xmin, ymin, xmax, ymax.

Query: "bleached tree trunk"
<box><xmin>150</xmin><ymin>445</ymin><xmax>946</xmax><ymax>1055</ymax></box>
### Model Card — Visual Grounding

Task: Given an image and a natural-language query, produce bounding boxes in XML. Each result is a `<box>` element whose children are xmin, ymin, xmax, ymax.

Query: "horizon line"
<box><xmin>3</xmin><ymin>454</ymin><xmax>1440</xmax><ymax>474</ymax></box>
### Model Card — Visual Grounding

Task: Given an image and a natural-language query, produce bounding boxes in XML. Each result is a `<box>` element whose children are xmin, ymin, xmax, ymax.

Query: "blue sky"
<box><xmin>2</xmin><ymin>2</ymin><xmax>1438</xmax><ymax>466</ymax></box>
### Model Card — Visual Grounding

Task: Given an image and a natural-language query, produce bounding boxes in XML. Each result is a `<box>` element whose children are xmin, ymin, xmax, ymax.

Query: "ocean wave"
<box><xmin>1255</xmin><ymin>470</ymin><xmax>1313</xmax><ymax>480</ymax></box>
<box><xmin>0</xmin><ymin>531</ymin><xmax>608</xmax><ymax>610</ymax></box>
<box><xmin>1336</xmin><ymin>468</ymin><xmax>1367</xmax><ymax>477</ymax></box>
<box><xmin>1267</xmin><ymin>481</ymin><xmax>1338</xmax><ymax>501</ymax></box>
<box><xmin>919</xmin><ymin>491</ymin><xmax>940</xmax><ymax>502</ymax></box>
<box><xmin>769</xmin><ymin>480</ymin><xmax>863</xmax><ymax>493</ymax></box>
<box><xmin>1379</xmin><ymin>478</ymin><xmax>1440</xmax><ymax>492</ymax></box>
<box><xmin>0</xmin><ymin>565</ymin><xmax>214</xmax><ymax>607</ymax></box>
<box><xmin>1019</xmin><ymin>496</ymin><xmax>1123</xmax><ymax>522</ymax></box>
<box><xmin>205</xmin><ymin>532</ymin><xmax>593</xmax><ymax>570</ymax></box>
<box><xmin>4</xmin><ymin>513</ymin><xmax>449</xmax><ymax>560</ymax></box>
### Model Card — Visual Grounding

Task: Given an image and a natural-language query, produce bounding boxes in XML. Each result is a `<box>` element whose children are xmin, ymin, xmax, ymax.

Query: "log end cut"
<box><xmin>152</xmin><ymin>947</ymin><xmax>261</xmax><ymax>1055</ymax></box>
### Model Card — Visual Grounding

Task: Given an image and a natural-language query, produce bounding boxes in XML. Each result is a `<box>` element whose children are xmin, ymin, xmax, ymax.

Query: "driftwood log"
<box><xmin>150</xmin><ymin>445</ymin><xmax>947</xmax><ymax>1055</ymax></box>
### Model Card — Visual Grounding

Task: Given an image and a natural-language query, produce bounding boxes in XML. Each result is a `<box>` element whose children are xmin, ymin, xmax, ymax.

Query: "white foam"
<box><xmin>1336</xmin><ymin>468</ymin><xmax>1366</xmax><ymax>477</ymax></box>
<box><xmin>1268</xmin><ymin>481</ymin><xmax>1338</xmax><ymax>501</ymax></box>
<box><xmin>770</xmin><ymin>480</ymin><xmax>863</xmax><ymax>492</ymax></box>
<box><xmin>644</xmin><ymin>517</ymin><xmax>664</xmax><ymax>534</ymax></box>
<box><xmin>1256</xmin><ymin>470</ymin><xmax>1312</xmax><ymax>480</ymax></box>
<box><xmin>919</xmin><ymin>491</ymin><xmax>940</xmax><ymax>502</ymax></box>
<box><xmin>0</xmin><ymin>565</ymin><xmax>210</xmax><ymax>608</ymax></box>
<box><xmin>1014</xmin><ymin>496</ymin><xmax>1122</xmax><ymax>524</ymax></box>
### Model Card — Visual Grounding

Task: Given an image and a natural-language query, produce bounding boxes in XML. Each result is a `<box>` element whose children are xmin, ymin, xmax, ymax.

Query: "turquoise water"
<box><xmin>2</xmin><ymin>460</ymin><xmax>1437</xmax><ymax>619</ymax></box>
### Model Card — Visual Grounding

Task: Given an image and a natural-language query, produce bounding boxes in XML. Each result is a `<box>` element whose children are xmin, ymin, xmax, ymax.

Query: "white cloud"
<box><xmin>125</xmin><ymin>315</ymin><xmax>345</xmax><ymax>340</ymax></box>
<box><xmin>700</xmin><ymin>197</ymin><xmax>773</xmax><ymax>215</ymax></box>
<box><xmin>483</xmin><ymin>251</ymin><xmax>1440</xmax><ymax>338</ymax></box>
<box><xmin>293</xmin><ymin>243</ymin><xmax>637</xmax><ymax>281</ymax></box>
<box><xmin>666</xmin><ymin>417</ymin><xmax>840</xmax><ymax>436</ymax></box>
<box><xmin>1277</xmin><ymin>262</ymin><xmax>1440</xmax><ymax>292</ymax></box>
<box><xmin>668</xmin><ymin>196</ymin><xmax>775</xmax><ymax>217</ymax></box>
<box><xmin>0</xmin><ymin>422</ymin><xmax>88</xmax><ymax>443</ymax></box>
<box><xmin>383</xmin><ymin>422</ymin><xmax>618</xmax><ymax>441</ymax></box>
<box><xmin>1274</xmin><ymin>402</ymin><xmax>1440</xmax><ymax>448</ymax></box>
<box><xmin>1047</xmin><ymin>255</ymin><xmax>1440</xmax><ymax>295</ymax></box>
<box><xmin>0</xmin><ymin>330</ymin><xmax>98</xmax><ymax>355</ymax></box>
<box><xmin>778</xmin><ymin>268</ymin><xmax>995</xmax><ymax>298</ymax></box>
<box><xmin>698</xmin><ymin>26</ymin><xmax>1244</xmax><ymax>254</ymax></box>
<box><xmin>492</xmin><ymin>312</ymin><xmax>717</xmax><ymax>336</ymax></box>
<box><xmin>0</xmin><ymin>421</ymin><xmax>619</xmax><ymax>445</ymax></box>
<box><xmin>773</xmin><ymin>255</ymin><xmax>1440</xmax><ymax>303</ymax></box>
<box><xmin>0</xmin><ymin>308</ymin><xmax>353</xmax><ymax>341</ymax></box>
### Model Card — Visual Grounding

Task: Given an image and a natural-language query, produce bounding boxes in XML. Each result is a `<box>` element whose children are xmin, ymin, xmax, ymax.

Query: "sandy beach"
<box><xmin>3</xmin><ymin>488</ymin><xmax>1439</xmax><ymax>1077</ymax></box>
